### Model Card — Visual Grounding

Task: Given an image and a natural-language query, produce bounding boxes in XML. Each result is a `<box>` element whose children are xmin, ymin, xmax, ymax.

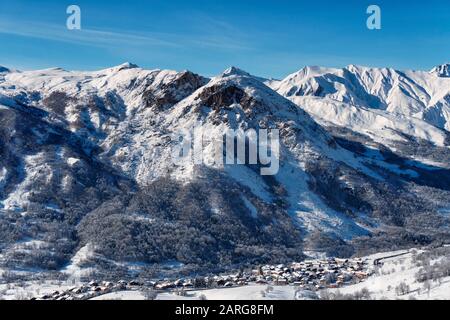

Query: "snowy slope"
<box><xmin>271</xmin><ymin>64</ymin><xmax>450</xmax><ymax>132</ymax></box>
<box><xmin>288</xmin><ymin>96</ymin><xmax>448</xmax><ymax>148</ymax></box>
<box><xmin>326</xmin><ymin>247</ymin><xmax>450</xmax><ymax>300</ymax></box>
<box><xmin>161</xmin><ymin>67</ymin><xmax>430</xmax><ymax>240</ymax></box>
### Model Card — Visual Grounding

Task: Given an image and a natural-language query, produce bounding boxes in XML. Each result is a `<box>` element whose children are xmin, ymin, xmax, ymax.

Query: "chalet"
<box><xmin>276</xmin><ymin>278</ymin><xmax>288</xmax><ymax>286</ymax></box>
<box><xmin>256</xmin><ymin>279</ymin><xmax>268</xmax><ymax>285</ymax></box>
<box><xmin>156</xmin><ymin>282</ymin><xmax>174</xmax><ymax>290</ymax></box>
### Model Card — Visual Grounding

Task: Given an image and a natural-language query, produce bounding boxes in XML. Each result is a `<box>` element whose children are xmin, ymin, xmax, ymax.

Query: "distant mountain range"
<box><xmin>0</xmin><ymin>62</ymin><xmax>449</xmax><ymax>277</ymax></box>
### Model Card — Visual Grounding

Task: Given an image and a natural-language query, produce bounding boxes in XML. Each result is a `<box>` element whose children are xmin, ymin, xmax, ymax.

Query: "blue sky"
<box><xmin>0</xmin><ymin>0</ymin><xmax>449</xmax><ymax>78</ymax></box>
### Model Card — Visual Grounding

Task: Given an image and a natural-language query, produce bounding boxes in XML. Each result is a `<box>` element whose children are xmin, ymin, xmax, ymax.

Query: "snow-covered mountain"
<box><xmin>0</xmin><ymin>63</ymin><xmax>449</xmax><ymax>277</ymax></box>
<box><xmin>431</xmin><ymin>63</ymin><xmax>450</xmax><ymax>78</ymax></box>
<box><xmin>270</xmin><ymin>64</ymin><xmax>450</xmax><ymax>132</ymax></box>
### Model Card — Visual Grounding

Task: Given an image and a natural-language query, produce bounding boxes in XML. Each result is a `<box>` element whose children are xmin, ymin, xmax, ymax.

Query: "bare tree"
<box><xmin>395</xmin><ymin>282</ymin><xmax>410</xmax><ymax>296</ymax></box>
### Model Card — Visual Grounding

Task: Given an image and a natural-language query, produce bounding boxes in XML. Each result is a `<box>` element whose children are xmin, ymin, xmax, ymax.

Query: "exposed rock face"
<box><xmin>143</xmin><ymin>71</ymin><xmax>208</xmax><ymax>110</ymax></box>
<box><xmin>198</xmin><ymin>84</ymin><xmax>259</xmax><ymax>113</ymax></box>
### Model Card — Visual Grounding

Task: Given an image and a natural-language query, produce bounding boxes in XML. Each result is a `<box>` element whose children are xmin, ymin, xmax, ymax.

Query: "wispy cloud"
<box><xmin>0</xmin><ymin>17</ymin><xmax>251</xmax><ymax>51</ymax></box>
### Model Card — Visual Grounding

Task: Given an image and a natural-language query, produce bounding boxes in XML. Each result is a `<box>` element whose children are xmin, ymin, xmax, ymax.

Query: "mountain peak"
<box><xmin>430</xmin><ymin>63</ymin><xmax>450</xmax><ymax>77</ymax></box>
<box><xmin>220</xmin><ymin>66</ymin><xmax>271</xmax><ymax>84</ymax></box>
<box><xmin>110</xmin><ymin>62</ymin><xmax>140</xmax><ymax>72</ymax></box>
<box><xmin>120</xmin><ymin>62</ymin><xmax>139</xmax><ymax>68</ymax></box>
<box><xmin>222</xmin><ymin>66</ymin><xmax>251</xmax><ymax>77</ymax></box>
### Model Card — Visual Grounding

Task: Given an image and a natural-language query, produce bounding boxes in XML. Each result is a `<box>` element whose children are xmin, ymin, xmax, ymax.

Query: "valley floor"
<box><xmin>0</xmin><ymin>247</ymin><xmax>449</xmax><ymax>300</ymax></box>
<box><xmin>90</xmin><ymin>247</ymin><xmax>450</xmax><ymax>301</ymax></box>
